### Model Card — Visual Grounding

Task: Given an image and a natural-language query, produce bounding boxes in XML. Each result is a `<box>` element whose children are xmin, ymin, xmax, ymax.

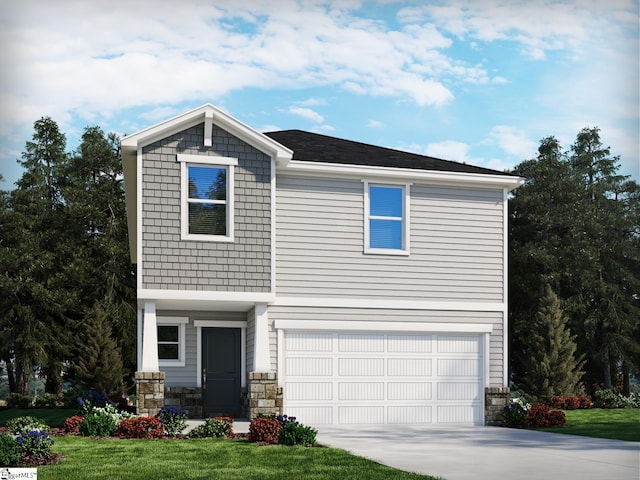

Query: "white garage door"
<box><xmin>282</xmin><ymin>331</ymin><xmax>484</xmax><ymax>425</ymax></box>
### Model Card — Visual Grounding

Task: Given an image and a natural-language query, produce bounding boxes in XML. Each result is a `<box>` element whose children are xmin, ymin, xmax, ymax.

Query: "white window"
<box><xmin>178</xmin><ymin>154</ymin><xmax>238</xmax><ymax>241</ymax></box>
<box><xmin>157</xmin><ymin>317</ymin><xmax>188</xmax><ymax>367</ymax></box>
<box><xmin>364</xmin><ymin>181</ymin><xmax>410</xmax><ymax>255</ymax></box>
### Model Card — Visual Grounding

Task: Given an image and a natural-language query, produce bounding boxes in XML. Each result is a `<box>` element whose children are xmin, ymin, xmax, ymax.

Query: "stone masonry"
<box><xmin>164</xmin><ymin>386</ymin><xmax>203</xmax><ymax>418</ymax></box>
<box><xmin>485</xmin><ymin>386</ymin><xmax>510</xmax><ymax>425</ymax></box>
<box><xmin>135</xmin><ymin>371</ymin><xmax>165</xmax><ymax>416</ymax></box>
<box><xmin>247</xmin><ymin>372</ymin><xmax>283</xmax><ymax>419</ymax></box>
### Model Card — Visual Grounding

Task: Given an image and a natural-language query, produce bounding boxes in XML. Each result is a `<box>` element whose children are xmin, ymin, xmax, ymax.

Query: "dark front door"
<box><xmin>202</xmin><ymin>328</ymin><xmax>241</xmax><ymax>417</ymax></box>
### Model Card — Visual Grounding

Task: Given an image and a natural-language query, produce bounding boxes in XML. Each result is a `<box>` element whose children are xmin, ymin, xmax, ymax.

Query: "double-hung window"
<box><xmin>178</xmin><ymin>154</ymin><xmax>237</xmax><ymax>241</ymax></box>
<box><xmin>157</xmin><ymin>317</ymin><xmax>188</xmax><ymax>367</ymax></box>
<box><xmin>364</xmin><ymin>181</ymin><xmax>410</xmax><ymax>255</ymax></box>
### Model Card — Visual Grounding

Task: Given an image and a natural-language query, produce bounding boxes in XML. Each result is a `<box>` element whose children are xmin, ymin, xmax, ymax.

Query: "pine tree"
<box><xmin>522</xmin><ymin>285</ymin><xmax>585</xmax><ymax>401</ymax></box>
<box><xmin>72</xmin><ymin>300</ymin><xmax>124</xmax><ymax>394</ymax></box>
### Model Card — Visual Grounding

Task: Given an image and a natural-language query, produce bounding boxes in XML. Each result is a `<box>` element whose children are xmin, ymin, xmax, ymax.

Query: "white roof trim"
<box><xmin>274</xmin><ymin>319</ymin><xmax>493</xmax><ymax>333</ymax></box>
<box><xmin>279</xmin><ymin>159</ymin><xmax>524</xmax><ymax>190</ymax></box>
<box><xmin>121</xmin><ymin>103</ymin><xmax>293</xmax><ymax>163</ymax></box>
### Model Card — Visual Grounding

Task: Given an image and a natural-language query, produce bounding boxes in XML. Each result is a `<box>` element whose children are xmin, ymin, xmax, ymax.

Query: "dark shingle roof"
<box><xmin>265</xmin><ymin>129</ymin><xmax>513</xmax><ymax>176</ymax></box>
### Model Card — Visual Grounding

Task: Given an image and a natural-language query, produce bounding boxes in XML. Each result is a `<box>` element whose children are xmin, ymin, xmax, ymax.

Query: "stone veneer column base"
<box><xmin>164</xmin><ymin>386</ymin><xmax>203</xmax><ymax>418</ymax></box>
<box><xmin>485</xmin><ymin>386</ymin><xmax>510</xmax><ymax>425</ymax></box>
<box><xmin>135</xmin><ymin>371</ymin><xmax>165</xmax><ymax>416</ymax></box>
<box><xmin>247</xmin><ymin>372</ymin><xmax>283</xmax><ymax>419</ymax></box>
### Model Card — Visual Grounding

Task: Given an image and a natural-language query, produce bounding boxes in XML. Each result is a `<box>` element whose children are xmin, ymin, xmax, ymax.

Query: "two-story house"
<box><xmin>121</xmin><ymin>104</ymin><xmax>523</xmax><ymax>426</ymax></box>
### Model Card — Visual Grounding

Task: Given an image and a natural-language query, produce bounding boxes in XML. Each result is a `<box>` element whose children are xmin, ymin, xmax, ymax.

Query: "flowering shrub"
<box><xmin>78</xmin><ymin>405</ymin><xmax>132</xmax><ymax>437</ymax></box>
<box><xmin>248</xmin><ymin>417</ymin><xmax>281</xmax><ymax>444</ymax></box>
<box><xmin>549</xmin><ymin>395</ymin><xmax>592</xmax><ymax>410</ymax></box>
<box><xmin>116</xmin><ymin>417</ymin><xmax>165</xmax><ymax>439</ymax></box>
<box><xmin>77</xmin><ymin>391</ymin><xmax>116</xmax><ymax>414</ymax></box>
<box><xmin>0</xmin><ymin>434</ymin><xmax>21</xmax><ymax>466</ymax></box>
<box><xmin>156</xmin><ymin>406</ymin><xmax>188</xmax><ymax>436</ymax></box>
<box><xmin>524</xmin><ymin>404</ymin><xmax>566</xmax><ymax>428</ymax></box>
<box><xmin>594</xmin><ymin>390</ymin><xmax>640</xmax><ymax>409</ymax></box>
<box><xmin>7</xmin><ymin>416</ymin><xmax>49</xmax><ymax>435</ymax></box>
<box><xmin>16</xmin><ymin>430</ymin><xmax>55</xmax><ymax>460</ymax></box>
<box><xmin>188</xmin><ymin>417</ymin><xmax>234</xmax><ymax>438</ymax></box>
<box><xmin>502</xmin><ymin>397</ymin><xmax>531</xmax><ymax>427</ymax></box>
<box><xmin>64</xmin><ymin>416</ymin><xmax>85</xmax><ymax>435</ymax></box>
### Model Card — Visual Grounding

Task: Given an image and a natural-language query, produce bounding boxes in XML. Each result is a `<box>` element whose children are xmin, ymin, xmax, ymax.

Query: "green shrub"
<box><xmin>156</xmin><ymin>406</ymin><xmax>188</xmax><ymax>436</ymax></box>
<box><xmin>188</xmin><ymin>417</ymin><xmax>234</xmax><ymax>438</ymax></box>
<box><xmin>502</xmin><ymin>397</ymin><xmax>530</xmax><ymax>427</ymax></box>
<box><xmin>279</xmin><ymin>420</ymin><xmax>317</xmax><ymax>446</ymax></box>
<box><xmin>34</xmin><ymin>392</ymin><xmax>63</xmax><ymax>408</ymax></box>
<box><xmin>248</xmin><ymin>417</ymin><xmax>281</xmax><ymax>444</ymax></box>
<box><xmin>0</xmin><ymin>434</ymin><xmax>21</xmax><ymax>466</ymax></box>
<box><xmin>16</xmin><ymin>430</ymin><xmax>54</xmax><ymax>460</ymax></box>
<box><xmin>593</xmin><ymin>389</ymin><xmax>618</xmax><ymax>409</ymax></box>
<box><xmin>116</xmin><ymin>417</ymin><xmax>165</xmax><ymax>439</ymax></box>
<box><xmin>7</xmin><ymin>416</ymin><xmax>49</xmax><ymax>435</ymax></box>
<box><xmin>79</xmin><ymin>411</ymin><xmax>118</xmax><ymax>436</ymax></box>
<box><xmin>6</xmin><ymin>393</ymin><xmax>33</xmax><ymax>408</ymax></box>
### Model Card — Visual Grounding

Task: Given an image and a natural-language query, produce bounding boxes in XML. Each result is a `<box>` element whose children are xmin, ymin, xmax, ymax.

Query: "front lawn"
<box><xmin>0</xmin><ymin>408</ymin><xmax>77</xmax><ymax>427</ymax></box>
<box><xmin>38</xmin><ymin>436</ymin><xmax>440</xmax><ymax>480</ymax></box>
<box><xmin>535</xmin><ymin>408</ymin><xmax>640</xmax><ymax>442</ymax></box>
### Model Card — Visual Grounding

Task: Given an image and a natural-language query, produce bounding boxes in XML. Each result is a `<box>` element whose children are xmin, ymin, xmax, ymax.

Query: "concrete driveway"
<box><xmin>316</xmin><ymin>425</ymin><xmax>640</xmax><ymax>480</ymax></box>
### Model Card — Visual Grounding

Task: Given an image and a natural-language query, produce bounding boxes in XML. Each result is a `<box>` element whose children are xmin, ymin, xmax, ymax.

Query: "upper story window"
<box><xmin>178</xmin><ymin>154</ymin><xmax>237</xmax><ymax>242</ymax></box>
<box><xmin>364</xmin><ymin>181</ymin><xmax>410</xmax><ymax>255</ymax></box>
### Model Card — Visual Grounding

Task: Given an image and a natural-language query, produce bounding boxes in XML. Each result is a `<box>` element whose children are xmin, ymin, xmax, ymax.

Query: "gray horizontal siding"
<box><xmin>268</xmin><ymin>306</ymin><xmax>504</xmax><ymax>386</ymax></box>
<box><xmin>276</xmin><ymin>176</ymin><xmax>504</xmax><ymax>301</ymax></box>
<box><xmin>140</xmin><ymin>123</ymin><xmax>271</xmax><ymax>292</ymax></box>
<box><xmin>157</xmin><ymin>310</ymin><xmax>248</xmax><ymax>388</ymax></box>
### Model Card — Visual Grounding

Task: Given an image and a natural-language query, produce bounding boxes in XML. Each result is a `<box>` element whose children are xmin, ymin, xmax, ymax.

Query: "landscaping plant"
<box><xmin>248</xmin><ymin>416</ymin><xmax>281</xmax><ymax>444</ymax></box>
<box><xmin>116</xmin><ymin>417</ymin><xmax>165</xmax><ymax>439</ymax></box>
<box><xmin>502</xmin><ymin>397</ymin><xmax>531</xmax><ymax>427</ymax></box>
<box><xmin>16</xmin><ymin>429</ymin><xmax>55</xmax><ymax>460</ymax></box>
<box><xmin>524</xmin><ymin>404</ymin><xmax>566</xmax><ymax>428</ymax></box>
<box><xmin>0</xmin><ymin>434</ymin><xmax>21</xmax><ymax>466</ymax></box>
<box><xmin>7</xmin><ymin>416</ymin><xmax>49</xmax><ymax>435</ymax></box>
<box><xmin>156</xmin><ymin>405</ymin><xmax>188</xmax><ymax>436</ymax></box>
<box><xmin>189</xmin><ymin>417</ymin><xmax>234</xmax><ymax>438</ymax></box>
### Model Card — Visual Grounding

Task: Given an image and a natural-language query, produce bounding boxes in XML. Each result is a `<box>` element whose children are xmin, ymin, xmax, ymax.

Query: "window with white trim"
<box><xmin>157</xmin><ymin>317</ymin><xmax>188</xmax><ymax>367</ymax></box>
<box><xmin>364</xmin><ymin>182</ymin><xmax>410</xmax><ymax>255</ymax></box>
<box><xmin>178</xmin><ymin>154</ymin><xmax>237</xmax><ymax>241</ymax></box>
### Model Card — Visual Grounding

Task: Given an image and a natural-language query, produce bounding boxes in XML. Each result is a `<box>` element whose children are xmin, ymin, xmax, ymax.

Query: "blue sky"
<box><xmin>1</xmin><ymin>0</ymin><xmax>638</xmax><ymax>189</ymax></box>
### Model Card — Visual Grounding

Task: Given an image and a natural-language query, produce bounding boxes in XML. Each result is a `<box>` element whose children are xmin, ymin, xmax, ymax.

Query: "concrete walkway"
<box><xmin>316</xmin><ymin>425</ymin><xmax>640</xmax><ymax>480</ymax></box>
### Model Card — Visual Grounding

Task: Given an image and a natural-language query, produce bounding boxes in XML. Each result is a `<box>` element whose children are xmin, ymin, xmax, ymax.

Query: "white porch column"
<box><xmin>141</xmin><ymin>301</ymin><xmax>159</xmax><ymax>371</ymax></box>
<box><xmin>253</xmin><ymin>303</ymin><xmax>271</xmax><ymax>372</ymax></box>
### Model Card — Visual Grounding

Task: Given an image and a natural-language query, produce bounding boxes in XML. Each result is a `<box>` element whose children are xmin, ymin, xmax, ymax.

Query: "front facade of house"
<box><xmin>121</xmin><ymin>104</ymin><xmax>522</xmax><ymax>426</ymax></box>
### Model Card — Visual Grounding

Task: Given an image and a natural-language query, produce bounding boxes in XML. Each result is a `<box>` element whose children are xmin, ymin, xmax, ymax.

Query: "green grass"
<box><xmin>0</xmin><ymin>408</ymin><xmax>77</xmax><ymax>427</ymax></box>
<box><xmin>38</xmin><ymin>436</ymin><xmax>439</xmax><ymax>480</ymax></box>
<box><xmin>536</xmin><ymin>408</ymin><xmax>640</xmax><ymax>442</ymax></box>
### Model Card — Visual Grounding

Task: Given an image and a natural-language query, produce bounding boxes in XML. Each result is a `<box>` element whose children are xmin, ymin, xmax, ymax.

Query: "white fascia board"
<box><xmin>121</xmin><ymin>104</ymin><xmax>293</xmax><ymax>163</ymax></box>
<box><xmin>273</xmin><ymin>296</ymin><xmax>505</xmax><ymax>312</ymax></box>
<box><xmin>279</xmin><ymin>160</ymin><xmax>525</xmax><ymax>191</ymax></box>
<box><xmin>274</xmin><ymin>319</ymin><xmax>494</xmax><ymax>334</ymax></box>
<box><xmin>138</xmin><ymin>289</ymin><xmax>275</xmax><ymax>310</ymax></box>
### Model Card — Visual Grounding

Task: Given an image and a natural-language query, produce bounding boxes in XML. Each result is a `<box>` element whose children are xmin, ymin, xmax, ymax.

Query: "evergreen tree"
<box><xmin>71</xmin><ymin>300</ymin><xmax>124</xmax><ymax>394</ymax></box>
<box><xmin>522</xmin><ymin>285</ymin><xmax>585</xmax><ymax>401</ymax></box>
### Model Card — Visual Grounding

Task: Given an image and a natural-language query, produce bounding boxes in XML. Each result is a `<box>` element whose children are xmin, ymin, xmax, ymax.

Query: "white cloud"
<box><xmin>288</xmin><ymin>106</ymin><xmax>324</xmax><ymax>123</ymax></box>
<box><xmin>486</xmin><ymin>126</ymin><xmax>538</xmax><ymax>159</ymax></box>
<box><xmin>367</xmin><ymin>120</ymin><xmax>385</xmax><ymax>129</ymax></box>
<box><xmin>425</xmin><ymin>140</ymin><xmax>474</xmax><ymax>163</ymax></box>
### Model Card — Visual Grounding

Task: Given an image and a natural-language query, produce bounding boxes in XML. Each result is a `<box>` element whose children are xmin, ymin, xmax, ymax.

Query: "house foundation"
<box><xmin>164</xmin><ymin>386</ymin><xmax>203</xmax><ymax>418</ymax></box>
<box><xmin>247</xmin><ymin>371</ymin><xmax>283</xmax><ymax>419</ymax></box>
<box><xmin>135</xmin><ymin>371</ymin><xmax>165</xmax><ymax>416</ymax></box>
<box><xmin>485</xmin><ymin>386</ymin><xmax>510</xmax><ymax>425</ymax></box>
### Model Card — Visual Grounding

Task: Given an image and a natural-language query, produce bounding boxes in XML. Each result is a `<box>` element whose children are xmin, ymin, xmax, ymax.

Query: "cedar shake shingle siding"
<box><xmin>140</xmin><ymin>123</ymin><xmax>271</xmax><ymax>291</ymax></box>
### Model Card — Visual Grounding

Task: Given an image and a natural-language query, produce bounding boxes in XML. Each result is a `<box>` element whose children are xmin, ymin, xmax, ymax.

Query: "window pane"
<box><xmin>370</xmin><ymin>186</ymin><xmax>402</xmax><ymax>217</ymax></box>
<box><xmin>158</xmin><ymin>344</ymin><xmax>179</xmax><ymax>360</ymax></box>
<box><xmin>188</xmin><ymin>166</ymin><xmax>226</xmax><ymax>201</ymax></box>
<box><xmin>158</xmin><ymin>326</ymin><xmax>178</xmax><ymax>342</ymax></box>
<box><xmin>370</xmin><ymin>219</ymin><xmax>403</xmax><ymax>249</ymax></box>
<box><xmin>189</xmin><ymin>204</ymin><xmax>226</xmax><ymax>235</ymax></box>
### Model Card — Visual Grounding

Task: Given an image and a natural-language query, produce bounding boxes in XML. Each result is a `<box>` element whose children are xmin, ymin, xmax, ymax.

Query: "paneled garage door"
<box><xmin>282</xmin><ymin>331</ymin><xmax>483</xmax><ymax>425</ymax></box>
